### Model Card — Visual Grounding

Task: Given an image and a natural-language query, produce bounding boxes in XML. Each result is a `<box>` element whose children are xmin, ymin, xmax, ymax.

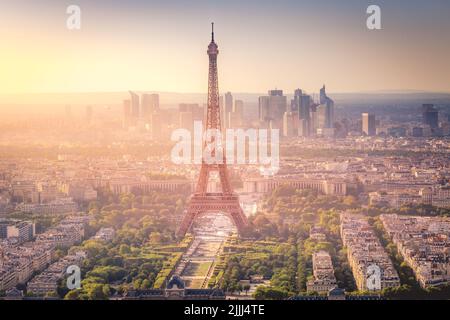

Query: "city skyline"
<box><xmin>1</xmin><ymin>1</ymin><xmax>450</xmax><ymax>304</ymax></box>
<box><xmin>2</xmin><ymin>0</ymin><xmax>450</xmax><ymax>95</ymax></box>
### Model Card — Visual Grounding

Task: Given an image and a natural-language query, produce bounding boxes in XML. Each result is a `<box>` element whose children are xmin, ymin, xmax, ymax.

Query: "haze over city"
<box><xmin>1</xmin><ymin>0</ymin><xmax>450</xmax><ymax>95</ymax></box>
<box><xmin>1</xmin><ymin>0</ymin><xmax>450</xmax><ymax>307</ymax></box>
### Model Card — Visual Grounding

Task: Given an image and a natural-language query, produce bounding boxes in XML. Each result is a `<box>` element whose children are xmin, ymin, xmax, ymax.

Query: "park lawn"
<box><xmin>189</xmin><ymin>278</ymin><xmax>205</xmax><ymax>288</ymax></box>
<box><xmin>182</xmin><ymin>261</ymin><xmax>213</xmax><ymax>277</ymax></box>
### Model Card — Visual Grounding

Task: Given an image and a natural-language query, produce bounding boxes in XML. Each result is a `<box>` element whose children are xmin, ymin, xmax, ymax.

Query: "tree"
<box><xmin>243</xmin><ymin>284</ymin><xmax>251</xmax><ymax>295</ymax></box>
<box><xmin>133</xmin><ymin>279</ymin><xmax>143</xmax><ymax>289</ymax></box>
<box><xmin>119</xmin><ymin>244</ymin><xmax>131</xmax><ymax>255</ymax></box>
<box><xmin>64</xmin><ymin>290</ymin><xmax>81</xmax><ymax>300</ymax></box>
<box><xmin>237</xmin><ymin>284</ymin><xmax>243</xmax><ymax>295</ymax></box>
<box><xmin>141</xmin><ymin>279</ymin><xmax>151</xmax><ymax>289</ymax></box>
<box><xmin>343</xmin><ymin>196</ymin><xmax>357</xmax><ymax>207</ymax></box>
<box><xmin>254</xmin><ymin>287</ymin><xmax>288</xmax><ymax>300</ymax></box>
<box><xmin>148</xmin><ymin>232</ymin><xmax>162</xmax><ymax>244</ymax></box>
<box><xmin>86</xmin><ymin>284</ymin><xmax>108</xmax><ymax>300</ymax></box>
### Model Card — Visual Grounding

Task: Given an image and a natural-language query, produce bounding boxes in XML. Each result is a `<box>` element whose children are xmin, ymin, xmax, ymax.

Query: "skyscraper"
<box><xmin>310</xmin><ymin>103</ymin><xmax>318</xmax><ymax>135</ymax></box>
<box><xmin>299</xmin><ymin>94</ymin><xmax>311</xmax><ymax>136</ymax></box>
<box><xmin>317</xmin><ymin>104</ymin><xmax>327</xmax><ymax>129</ymax></box>
<box><xmin>362</xmin><ymin>113</ymin><xmax>376</xmax><ymax>136</ymax></box>
<box><xmin>422</xmin><ymin>104</ymin><xmax>439</xmax><ymax>129</ymax></box>
<box><xmin>290</xmin><ymin>88</ymin><xmax>302</xmax><ymax>112</ymax></box>
<box><xmin>224</xmin><ymin>92</ymin><xmax>233</xmax><ymax>127</ymax></box>
<box><xmin>234</xmin><ymin>99</ymin><xmax>244</xmax><ymax>115</ymax></box>
<box><xmin>129</xmin><ymin>91</ymin><xmax>140</xmax><ymax>120</ymax></box>
<box><xmin>291</xmin><ymin>89</ymin><xmax>313</xmax><ymax>136</ymax></box>
<box><xmin>178</xmin><ymin>103</ymin><xmax>203</xmax><ymax>131</ymax></box>
<box><xmin>141</xmin><ymin>93</ymin><xmax>159</xmax><ymax>121</ymax></box>
<box><xmin>318</xmin><ymin>85</ymin><xmax>334</xmax><ymax>129</ymax></box>
<box><xmin>228</xmin><ymin>99</ymin><xmax>244</xmax><ymax>128</ymax></box>
<box><xmin>258</xmin><ymin>96</ymin><xmax>270</xmax><ymax>123</ymax></box>
<box><xmin>325</xmin><ymin>98</ymin><xmax>334</xmax><ymax>128</ymax></box>
<box><xmin>258</xmin><ymin>89</ymin><xmax>287</xmax><ymax>128</ymax></box>
<box><xmin>179</xmin><ymin>111</ymin><xmax>194</xmax><ymax>132</ymax></box>
<box><xmin>283</xmin><ymin>111</ymin><xmax>299</xmax><ymax>137</ymax></box>
<box><xmin>320</xmin><ymin>85</ymin><xmax>327</xmax><ymax>104</ymax></box>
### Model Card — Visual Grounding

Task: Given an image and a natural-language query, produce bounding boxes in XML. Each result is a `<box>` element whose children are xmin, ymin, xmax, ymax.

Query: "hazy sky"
<box><xmin>1</xmin><ymin>0</ymin><xmax>450</xmax><ymax>94</ymax></box>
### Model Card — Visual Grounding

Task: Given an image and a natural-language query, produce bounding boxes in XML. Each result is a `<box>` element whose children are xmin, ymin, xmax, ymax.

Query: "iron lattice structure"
<box><xmin>176</xmin><ymin>24</ymin><xmax>249</xmax><ymax>238</ymax></box>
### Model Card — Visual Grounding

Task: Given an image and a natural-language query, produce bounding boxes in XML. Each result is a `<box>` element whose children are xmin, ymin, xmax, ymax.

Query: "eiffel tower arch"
<box><xmin>176</xmin><ymin>23</ymin><xmax>249</xmax><ymax>238</ymax></box>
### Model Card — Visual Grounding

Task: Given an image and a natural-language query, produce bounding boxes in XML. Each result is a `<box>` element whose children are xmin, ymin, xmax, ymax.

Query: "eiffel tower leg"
<box><xmin>217</xmin><ymin>164</ymin><xmax>232</xmax><ymax>195</ymax></box>
<box><xmin>176</xmin><ymin>207</ymin><xmax>196</xmax><ymax>238</ymax></box>
<box><xmin>196</xmin><ymin>164</ymin><xmax>209</xmax><ymax>194</ymax></box>
<box><xmin>230</xmin><ymin>206</ymin><xmax>249</xmax><ymax>234</ymax></box>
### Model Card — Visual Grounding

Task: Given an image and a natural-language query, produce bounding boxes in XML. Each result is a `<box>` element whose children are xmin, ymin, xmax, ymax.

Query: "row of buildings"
<box><xmin>15</xmin><ymin>198</ymin><xmax>78</xmax><ymax>215</ymax></box>
<box><xmin>0</xmin><ymin>220</ymin><xmax>35</xmax><ymax>244</ymax></box>
<box><xmin>0</xmin><ymin>214</ymin><xmax>88</xmax><ymax>291</ymax></box>
<box><xmin>11</xmin><ymin>180</ymin><xmax>97</xmax><ymax>205</ymax></box>
<box><xmin>0</xmin><ymin>243</ymin><xmax>54</xmax><ymax>292</ymax></box>
<box><xmin>306</xmin><ymin>250</ymin><xmax>337</xmax><ymax>294</ymax></box>
<box><xmin>243</xmin><ymin>176</ymin><xmax>347</xmax><ymax>196</ymax></box>
<box><xmin>369</xmin><ymin>186</ymin><xmax>450</xmax><ymax>209</ymax></box>
<box><xmin>35</xmin><ymin>215</ymin><xmax>88</xmax><ymax>248</ymax></box>
<box><xmin>380</xmin><ymin>214</ymin><xmax>450</xmax><ymax>288</ymax></box>
<box><xmin>27</xmin><ymin>251</ymin><xmax>86</xmax><ymax>296</ymax></box>
<box><xmin>26</xmin><ymin>226</ymin><xmax>115</xmax><ymax>296</ymax></box>
<box><xmin>0</xmin><ymin>155</ymin><xmax>194</xmax><ymax>215</ymax></box>
<box><xmin>5</xmin><ymin>179</ymin><xmax>96</xmax><ymax>214</ymax></box>
<box><xmin>340</xmin><ymin>213</ymin><xmax>400</xmax><ymax>291</ymax></box>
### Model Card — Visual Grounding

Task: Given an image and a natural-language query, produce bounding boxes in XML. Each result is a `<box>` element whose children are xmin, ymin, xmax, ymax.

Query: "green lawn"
<box><xmin>182</xmin><ymin>261</ymin><xmax>212</xmax><ymax>277</ymax></box>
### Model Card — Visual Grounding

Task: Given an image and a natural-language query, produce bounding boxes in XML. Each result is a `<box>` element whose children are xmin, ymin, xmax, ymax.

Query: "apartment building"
<box><xmin>380</xmin><ymin>214</ymin><xmax>450</xmax><ymax>288</ymax></box>
<box><xmin>27</xmin><ymin>251</ymin><xmax>86</xmax><ymax>296</ymax></box>
<box><xmin>340</xmin><ymin>213</ymin><xmax>400</xmax><ymax>291</ymax></box>
<box><xmin>307</xmin><ymin>251</ymin><xmax>337</xmax><ymax>294</ymax></box>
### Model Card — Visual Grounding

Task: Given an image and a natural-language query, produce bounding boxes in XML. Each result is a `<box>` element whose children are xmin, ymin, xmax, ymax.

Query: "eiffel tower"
<box><xmin>176</xmin><ymin>23</ymin><xmax>249</xmax><ymax>238</ymax></box>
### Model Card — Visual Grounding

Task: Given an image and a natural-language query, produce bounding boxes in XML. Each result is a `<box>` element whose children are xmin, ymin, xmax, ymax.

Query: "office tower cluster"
<box><xmin>123</xmin><ymin>92</ymin><xmax>161</xmax><ymax>139</ymax></box>
<box><xmin>259</xmin><ymin>85</ymin><xmax>335</xmax><ymax>138</ymax></box>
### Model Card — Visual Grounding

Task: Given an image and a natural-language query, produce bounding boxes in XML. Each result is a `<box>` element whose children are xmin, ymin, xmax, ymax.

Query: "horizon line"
<box><xmin>2</xmin><ymin>89</ymin><xmax>450</xmax><ymax>96</ymax></box>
